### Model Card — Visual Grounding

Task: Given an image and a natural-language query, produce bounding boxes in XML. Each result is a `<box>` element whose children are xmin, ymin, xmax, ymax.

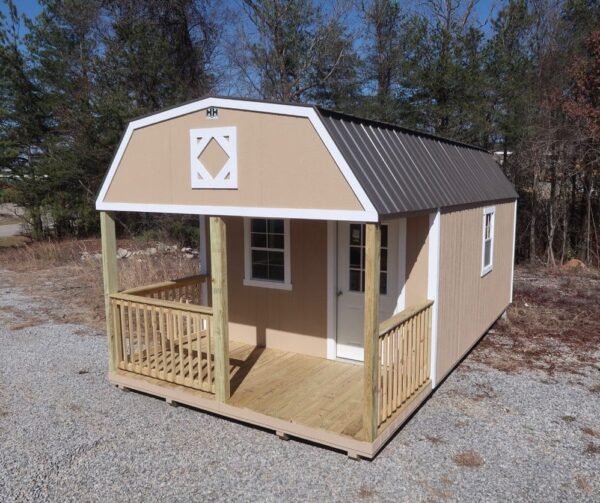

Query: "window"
<box><xmin>348</xmin><ymin>223</ymin><xmax>388</xmax><ymax>295</ymax></box>
<box><xmin>481</xmin><ymin>207</ymin><xmax>495</xmax><ymax>276</ymax></box>
<box><xmin>244</xmin><ymin>218</ymin><xmax>291</xmax><ymax>290</ymax></box>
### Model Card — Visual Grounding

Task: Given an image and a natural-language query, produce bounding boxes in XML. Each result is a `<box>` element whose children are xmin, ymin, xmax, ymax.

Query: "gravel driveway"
<box><xmin>0</xmin><ymin>269</ymin><xmax>598</xmax><ymax>502</ymax></box>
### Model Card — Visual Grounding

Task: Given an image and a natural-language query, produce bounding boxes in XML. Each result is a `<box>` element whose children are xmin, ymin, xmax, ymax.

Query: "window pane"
<box><xmin>251</xmin><ymin>232</ymin><xmax>267</xmax><ymax>248</ymax></box>
<box><xmin>268</xmin><ymin>219</ymin><xmax>284</xmax><ymax>234</ymax></box>
<box><xmin>350</xmin><ymin>224</ymin><xmax>362</xmax><ymax>245</ymax></box>
<box><xmin>349</xmin><ymin>269</ymin><xmax>361</xmax><ymax>292</ymax></box>
<box><xmin>380</xmin><ymin>272</ymin><xmax>387</xmax><ymax>295</ymax></box>
<box><xmin>381</xmin><ymin>249</ymin><xmax>388</xmax><ymax>272</ymax></box>
<box><xmin>252</xmin><ymin>249</ymin><xmax>268</xmax><ymax>266</ymax></box>
<box><xmin>381</xmin><ymin>225</ymin><xmax>388</xmax><ymax>248</ymax></box>
<box><xmin>349</xmin><ymin>246</ymin><xmax>362</xmax><ymax>268</ymax></box>
<box><xmin>268</xmin><ymin>265</ymin><xmax>284</xmax><ymax>281</ymax></box>
<box><xmin>268</xmin><ymin>233</ymin><xmax>284</xmax><ymax>249</ymax></box>
<box><xmin>484</xmin><ymin>239</ymin><xmax>491</xmax><ymax>267</ymax></box>
<box><xmin>251</xmin><ymin>219</ymin><xmax>266</xmax><ymax>233</ymax></box>
<box><xmin>268</xmin><ymin>250</ymin><xmax>284</xmax><ymax>266</ymax></box>
<box><xmin>252</xmin><ymin>263</ymin><xmax>268</xmax><ymax>279</ymax></box>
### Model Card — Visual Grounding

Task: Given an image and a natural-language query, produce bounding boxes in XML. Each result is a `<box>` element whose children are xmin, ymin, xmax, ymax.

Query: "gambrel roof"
<box><xmin>96</xmin><ymin>96</ymin><xmax>517</xmax><ymax>221</ymax></box>
<box><xmin>317</xmin><ymin>108</ymin><xmax>518</xmax><ymax>216</ymax></box>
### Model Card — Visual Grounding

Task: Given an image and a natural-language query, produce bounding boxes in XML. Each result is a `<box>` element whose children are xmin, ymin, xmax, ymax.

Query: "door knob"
<box><xmin>337</xmin><ymin>290</ymin><xmax>343</xmax><ymax>297</ymax></box>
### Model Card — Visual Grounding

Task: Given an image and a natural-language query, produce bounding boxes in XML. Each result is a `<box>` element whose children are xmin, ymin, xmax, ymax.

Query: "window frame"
<box><xmin>481</xmin><ymin>206</ymin><xmax>495</xmax><ymax>277</ymax></box>
<box><xmin>243</xmin><ymin>218</ymin><xmax>292</xmax><ymax>290</ymax></box>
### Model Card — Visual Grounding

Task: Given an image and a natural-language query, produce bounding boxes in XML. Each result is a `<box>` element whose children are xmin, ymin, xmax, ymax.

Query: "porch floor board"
<box><xmin>226</xmin><ymin>342</ymin><xmax>364</xmax><ymax>440</ymax></box>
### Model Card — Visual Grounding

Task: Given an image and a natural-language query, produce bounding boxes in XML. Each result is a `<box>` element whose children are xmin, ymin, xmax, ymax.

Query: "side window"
<box><xmin>481</xmin><ymin>207</ymin><xmax>495</xmax><ymax>276</ymax></box>
<box><xmin>244</xmin><ymin>218</ymin><xmax>291</xmax><ymax>290</ymax></box>
<box><xmin>348</xmin><ymin>223</ymin><xmax>388</xmax><ymax>295</ymax></box>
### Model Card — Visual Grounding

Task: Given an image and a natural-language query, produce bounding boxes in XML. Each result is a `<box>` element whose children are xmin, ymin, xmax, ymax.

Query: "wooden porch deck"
<box><xmin>110</xmin><ymin>337</ymin><xmax>432</xmax><ymax>458</ymax></box>
<box><xmin>117</xmin><ymin>339</ymin><xmax>365</xmax><ymax>440</ymax></box>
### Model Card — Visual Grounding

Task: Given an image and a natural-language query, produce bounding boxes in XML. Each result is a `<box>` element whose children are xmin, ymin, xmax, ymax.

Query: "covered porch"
<box><xmin>101</xmin><ymin>213</ymin><xmax>434</xmax><ymax>458</ymax></box>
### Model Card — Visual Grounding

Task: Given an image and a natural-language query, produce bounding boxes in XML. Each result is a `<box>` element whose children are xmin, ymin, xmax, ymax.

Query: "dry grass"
<box><xmin>0</xmin><ymin>238</ymin><xmax>199</xmax><ymax>331</ymax></box>
<box><xmin>452</xmin><ymin>450</ymin><xmax>485</xmax><ymax>468</ymax></box>
<box><xmin>472</xmin><ymin>265</ymin><xmax>600</xmax><ymax>376</ymax></box>
<box><xmin>0</xmin><ymin>235</ymin><xmax>30</xmax><ymax>248</ymax></box>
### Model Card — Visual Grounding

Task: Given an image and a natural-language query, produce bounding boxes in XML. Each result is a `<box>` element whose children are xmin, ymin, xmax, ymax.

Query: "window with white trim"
<box><xmin>244</xmin><ymin>218</ymin><xmax>291</xmax><ymax>290</ymax></box>
<box><xmin>481</xmin><ymin>207</ymin><xmax>495</xmax><ymax>276</ymax></box>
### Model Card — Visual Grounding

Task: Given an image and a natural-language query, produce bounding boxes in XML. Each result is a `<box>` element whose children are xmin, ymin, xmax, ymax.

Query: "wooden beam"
<box><xmin>209</xmin><ymin>216</ymin><xmax>230</xmax><ymax>402</ymax></box>
<box><xmin>100</xmin><ymin>211</ymin><xmax>119</xmax><ymax>371</ymax></box>
<box><xmin>363</xmin><ymin>223</ymin><xmax>381</xmax><ymax>442</ymax></box>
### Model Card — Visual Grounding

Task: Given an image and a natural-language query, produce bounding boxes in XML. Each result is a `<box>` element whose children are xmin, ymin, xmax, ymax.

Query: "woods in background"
<box><xmin>0</xmin><ymin>0</ymin><xmax>598</xmax><ymax>266</ymax></box>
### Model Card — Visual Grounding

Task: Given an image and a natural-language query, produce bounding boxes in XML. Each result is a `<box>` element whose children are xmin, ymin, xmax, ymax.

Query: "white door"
<box><xmin>336</xmin><ymin>222</ymin><xmax>401</xmax><ymax>361</ymax></box>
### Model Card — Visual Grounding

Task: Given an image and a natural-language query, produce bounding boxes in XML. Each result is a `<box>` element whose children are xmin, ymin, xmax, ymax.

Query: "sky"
<box><xmin>2</xmin><ymin>0</ymin><xmax>500</xmax><ymax>30</ymax></box>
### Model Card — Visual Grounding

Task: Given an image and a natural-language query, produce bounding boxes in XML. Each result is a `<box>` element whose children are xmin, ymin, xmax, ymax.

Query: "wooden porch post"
<box><xmin>209</xmin><ymin>216</ymin><xmax>230</xmax><ymax>402</ymax></box>
<box><xmin>363</xmin><ymin>223</ymin><xmax>381</xmax><ymax>442</ymax></box>
<box><xmin>100</xmin><ymin>211</ymin><xmax>118</xmax><ymax>372</ymax></box>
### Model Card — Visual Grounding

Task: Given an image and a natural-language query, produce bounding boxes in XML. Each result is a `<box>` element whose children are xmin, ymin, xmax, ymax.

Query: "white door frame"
<box><xmin>327</xmin><ymin>219</ymin><xmax>407</xmax><ymax>361</ymax></box>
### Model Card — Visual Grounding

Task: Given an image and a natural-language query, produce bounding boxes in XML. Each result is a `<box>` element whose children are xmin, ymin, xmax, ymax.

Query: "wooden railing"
<box><xmin>121</xmin><ymin>274</ymin><xmax>210</xmax><ymax>305</ymax></box>
<box><xmin>109</xmin><ymin>275</ymin><xmax>215</xmax><ymax>393</ymax></box>
<box><xmin>377</xmin><ymin>300</ymin><xmax>433</xmax><ymax>427</ymax></box>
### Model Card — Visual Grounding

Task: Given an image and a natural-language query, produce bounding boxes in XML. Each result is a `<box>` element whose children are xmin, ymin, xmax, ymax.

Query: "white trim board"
<box><xmin>95</xmin><ymin>97</ymin><xmax>378</xmax><ymax>222</ymax></box>
<box><xmin>95</xmin><ymin>202</ymin><xmax>375</xmax><ymax>223</ymax></box>
<box><xmin>427</xmin><ymin>210</ymin><xmax>441</xmax><ymax>388</ymax></box>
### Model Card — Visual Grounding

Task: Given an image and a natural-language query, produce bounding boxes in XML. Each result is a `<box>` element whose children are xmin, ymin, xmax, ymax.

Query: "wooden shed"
<box><xmin>96</xmin><ymin>96</ymin><xmax>518</xmax><ymax>458</ymax></box>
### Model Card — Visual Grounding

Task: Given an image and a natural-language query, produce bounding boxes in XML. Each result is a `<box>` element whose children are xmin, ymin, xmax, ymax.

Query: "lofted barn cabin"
<box><xmin>96</xmin><ymin>96</ymin><xmax>517</xmax><ymax>459</ymax></box>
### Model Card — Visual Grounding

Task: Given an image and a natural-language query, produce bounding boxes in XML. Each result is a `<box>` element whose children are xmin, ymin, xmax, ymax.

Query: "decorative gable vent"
<box><xmin>189</xmin><ymin>126</ymin><xmax>237</xmax><ymax>189</ymax></box>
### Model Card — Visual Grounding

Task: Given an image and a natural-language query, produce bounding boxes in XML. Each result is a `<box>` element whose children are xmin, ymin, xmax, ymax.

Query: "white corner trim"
<box><xmin>326</xmin><ymin>220</ymin><xmax>337</xmax><ymax>360</ymax></box>
<box><xmin>428</xmin><ymin>210</ymin><xmax>441</xmax><ymax>388</ymax></box>
<box><xmin>243</xmin><ymin>218</ymin><xmax>292</xmax><ymax>291</ymax></box>
<box><xmin>393</xmin><ymin>217</ymin><xmax>407</xmax><ymax>315</ymax></box>
<box><xmin>95</xmin><ymin>96</ymin><xmax>378</xmax><ymax>222</ymax></box>
<box><xmin>198</xmin><ymin>215</ymin><xmax>209</xmax><ymax>304</ymax></box>
<box><xmin>481</xmin><ymin>206</ymin><xmax>496</xmax><ymax>277</ymax></box>
<box><xmin>510</xmin><ymin>202</ymin><xmax>517</xmax><ymax>303</ymax></box>
<box><xmin>190</xmin><ymin>126</ymin><xmax>237</xmax><ymax>188</ymax></box>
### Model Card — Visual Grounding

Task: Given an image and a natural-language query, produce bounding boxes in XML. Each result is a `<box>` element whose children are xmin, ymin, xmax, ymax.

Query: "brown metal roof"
<box><xmin>316</xmin><ymin>107</ymin><xmax>518</xmax><ymax>216</ymax></box>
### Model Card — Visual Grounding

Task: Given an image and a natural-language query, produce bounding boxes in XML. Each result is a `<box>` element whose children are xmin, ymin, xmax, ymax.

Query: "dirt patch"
<box><xmin>358</xmin><ymin>485</ymin><xmax>377</xmax><ymax>498</ymax></box>
<box><xmin>584</xmin><ymin>443</ymin><xmax>600</xmax><ymax>455</ymax></box>
<box><xmin>582</xmin><ymin>426</ymin><xmax>599</xmax><ymax>437</ymax></box>
<box><xmin>452</xmin><ymin>450</ymin><xmax>485</xmax><ymax>468</ymax></box>
<box><xmin>472</xmin><ymin>267</ymin><xmax>600</xmax><ymax>376</ymax></box>
<box><xmin>561</xmin><ymin>415</ymin><xmax>577</xmax><ymax>423</ymax></box>
<box><xmin>425</xmin><ymin>435</ymin><xmax>446</xmax><ymax>445</ymax></box>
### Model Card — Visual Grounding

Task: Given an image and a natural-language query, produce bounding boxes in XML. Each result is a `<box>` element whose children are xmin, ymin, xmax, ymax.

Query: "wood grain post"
<box><xmin>100</xmin><ymin>211</ymin><xmax>119</xmax><ymax>371</ymax></box>
<box><xmin>209</xmin><ymin>216</ymin><xmax>230</xmax><ymax>402</ymax></box>
<box><xmin>363</xmin><ymin>222</ymin><xmax>381</xmax><ymax>442</ymax></box>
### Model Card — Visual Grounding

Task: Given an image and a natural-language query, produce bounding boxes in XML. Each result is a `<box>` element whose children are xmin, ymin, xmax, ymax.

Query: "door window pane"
<box><xmin>348</xmin><ymin>224</ymin><xmax>388</xmax><ymax>295</ymax></box>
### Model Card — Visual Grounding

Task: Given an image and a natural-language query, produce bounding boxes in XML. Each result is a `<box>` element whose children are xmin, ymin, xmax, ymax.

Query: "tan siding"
<box><xmin>104</xmin><ymin>108</ymin><xmax>362</xmax><ymax>211</ymax></box>
<box><xmin>436</xmin><ymin>202</ymin><xmax>515</xmax><ymax>380</ymax></box>
<box><xmin>225</xmin><ymin>217</ymin><xmax>328</xmax><ymax>358</ymax></box>
<box><xmin>404</xmin><ymin>215</ymin><xmax>429</xmax><ymax>307</ymax></box>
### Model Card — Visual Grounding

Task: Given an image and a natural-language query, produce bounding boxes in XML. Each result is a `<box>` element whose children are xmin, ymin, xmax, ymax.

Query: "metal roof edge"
<box><xmin>315</xmin><ymin>107</ymin><xmax>490</xmax><ymax>154</ymax></box>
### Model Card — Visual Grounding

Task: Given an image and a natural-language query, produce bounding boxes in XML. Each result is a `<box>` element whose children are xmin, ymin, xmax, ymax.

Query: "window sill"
<box><xmin>481</xmin><ymin>266</ymin><xmax>493</xmax><ymax>278</ymax></box>
<box><xmin>243</xmin><ymin>278</ymin><xmax>293</xmax><ymax>291</ymax></box>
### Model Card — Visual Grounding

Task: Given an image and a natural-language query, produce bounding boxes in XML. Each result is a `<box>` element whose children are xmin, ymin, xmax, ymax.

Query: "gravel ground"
<box><xmin>0</xmin><ymin>270</ymin><xmax>598</xmax><ymax>502</ymax></box>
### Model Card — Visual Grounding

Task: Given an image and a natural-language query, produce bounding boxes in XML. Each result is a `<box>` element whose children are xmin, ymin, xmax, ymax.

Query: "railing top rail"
<box><xmin>379</xmin><ymin>299</ymin><xmax>434</xmax><ymax>337</ymax></box>
<box><xmin>110</xmin><ymin>291</ymin><xmax>213</xmax><ymax>315</ymax></box>
<box><xmin>121</xmin><ymin>274</ymin><xmax>209</xmax><ymax>296</ymax></box>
